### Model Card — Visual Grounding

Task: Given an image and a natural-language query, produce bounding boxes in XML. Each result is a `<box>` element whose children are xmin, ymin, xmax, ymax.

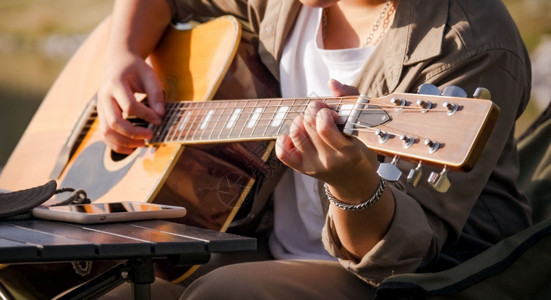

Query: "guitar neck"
<box><xmin>147</xmin><ymin>91</ymin><xmax>499</xmax><ymax>172</ymax></box>
<box><xmin>148</xmin><ymin>96</ymin><xmax>359</xmax><ymax>144</ymax></box>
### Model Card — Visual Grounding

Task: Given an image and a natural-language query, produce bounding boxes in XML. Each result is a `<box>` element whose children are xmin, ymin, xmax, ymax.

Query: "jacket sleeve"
<box><xmin>323</xmin><ymin>0</ymin><xmax>532</xmax><ymax>284</ymax></box>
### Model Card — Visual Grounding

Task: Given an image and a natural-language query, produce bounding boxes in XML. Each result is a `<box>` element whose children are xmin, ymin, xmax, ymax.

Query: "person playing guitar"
<box><xmin>97</xmin><ymin>0</ymin><xmax>532</xmax><ymax>298</ymax></box>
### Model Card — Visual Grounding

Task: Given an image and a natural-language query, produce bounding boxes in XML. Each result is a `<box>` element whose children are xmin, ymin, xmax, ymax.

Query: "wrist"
<box><xmin>324</xmin><ymin>179</ymin><xmax>386</xmax><ymax>211</ymax></box>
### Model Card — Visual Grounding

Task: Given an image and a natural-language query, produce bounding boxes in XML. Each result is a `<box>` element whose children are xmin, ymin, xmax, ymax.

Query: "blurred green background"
<box><xmin>0</xmin><ymin>0</ymin><xmax>550</xmax><ymax>170</ymax></box>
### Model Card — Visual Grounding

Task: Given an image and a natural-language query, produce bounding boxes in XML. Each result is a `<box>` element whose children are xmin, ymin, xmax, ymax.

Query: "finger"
<box><xmin>113</xmin><ymin>83</ymin><xmax>162</xmax><ymax>126</ymax></box>
<box><xmin>302</xmin><ymin>101</ymin><xmax>332</xmax><ymax>150</ymax></box>
<box><xmin>315</xmin><ymin>107</ymin><xmax>354</xmax><ymax>152</ymax></box>
<box><xmin>288</xmin><ymin>115</ymin><xmax>316</xmax><ymax>154</ymax></box>
<box><xmin>275</xmin><ymin>134</ymin><xmax>303</xmax><ymax>170</ymax></box>
<box><xmin>139</xmin><ymin>68</ymin><xmax>165</xmax><ymax>116</ymax></box>
<box><xmin>98</xmin><ymin>115</ymin><xmax>146</xmax><ymax>155</ymax></box>
<box><xmin>98</xmin><ymin>96</ymin><xmax>153</xmax><ymax>149</ymax></box>
<box><xmin>102</xmin><ymin>126</ymin><xmax>146</xmax><ymax>155</ymax></box>
<box><xmin>328</xmin><ymin>79</ymin><xmax>359</xmax><ymax>97</ymax></box>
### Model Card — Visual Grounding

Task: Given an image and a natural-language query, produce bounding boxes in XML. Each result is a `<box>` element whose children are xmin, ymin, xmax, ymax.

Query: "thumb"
<box><xmin>328</xmin><ymin>79</ymin><xmax>359</xmax><ymax>97</ymax></box>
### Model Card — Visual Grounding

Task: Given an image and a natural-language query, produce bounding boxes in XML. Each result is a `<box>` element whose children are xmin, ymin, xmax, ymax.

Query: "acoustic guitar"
<box><xmin>0</xmin><ymin>14</ymin><xmax>499</xmax><ymax>299</ymax></box>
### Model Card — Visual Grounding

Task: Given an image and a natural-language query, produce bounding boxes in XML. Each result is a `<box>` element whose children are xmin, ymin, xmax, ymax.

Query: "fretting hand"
<box><xmin>275</xmin><ymin>79</ymin><xmax>380</xmax><ymax>203</ymax></box>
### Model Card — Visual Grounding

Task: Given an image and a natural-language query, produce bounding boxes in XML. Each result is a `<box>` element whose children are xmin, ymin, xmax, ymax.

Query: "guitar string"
<box><xmin>150</xmin><ymin>101</ymin><xmax>453</xmax><ymax>143</ymax></box>
<box><xmin>93</xmin><ymin>105</ymin><xmax>452</xmax><ymax>135</ymax></box>
<box><xmin>81</xmin><ymin>99</ymin><xmax>461</xmax><ymax>161</ymax></box>
<box><xmin>91</xmin><ymin>97</ymin><xmax>455</xmax><ymax>143</ymax></box>
<box><xmin>155</xmin><ymin>105</ymin><xmax>451</xmax><ymax>128</ymax></box>
<box><xmin>158</xmin><ymin>102</ymin><xmax>451</xmax><ymax>118</ymax></box>
<box><xmin>152</xmin><ymin>118</ymin><xmax>451</xmax><ymax>147</ymax></box>
<box><xmin>158</xmin><ymin>103</ymin><xmax>452</xmax><ymax>118</ymax></box>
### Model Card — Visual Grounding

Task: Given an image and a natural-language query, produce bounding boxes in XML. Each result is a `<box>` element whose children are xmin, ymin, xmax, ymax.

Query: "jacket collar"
<box><xmin>260</xmin><ymin>0</ymin><xmax>448</xmax><ymax>91</ymax></box>
<box><xmin>378</xmin><ymin>0</ymin><xmax>448</xmax><ymax>91</ymax></box>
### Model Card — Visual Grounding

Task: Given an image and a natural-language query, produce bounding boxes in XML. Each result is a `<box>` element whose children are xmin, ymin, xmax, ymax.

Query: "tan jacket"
<box><xmin>168</xmin><ymin>0</ymin><xmax>532</xmax><ymax>283</ymax></box>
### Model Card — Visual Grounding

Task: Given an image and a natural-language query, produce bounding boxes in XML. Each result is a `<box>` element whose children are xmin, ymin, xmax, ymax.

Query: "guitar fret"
<box><xmin>176</xmin><ymin>103</ymin><xmax>192</xmax><ymax>139</ymax></box>
<box><xmin>197</xmin><ymin>101</ymin><xmax>211</xmax><ymax>140</ymax></box>
<box><xmin>200</xmin><ymin>109</ymin><xmax>214</xmax><ymax>131</ymax></box>
<box><xmin>211</xmin><ymin>101</ymin><xmax>227</xmax><ymax>140</ymax></box>
<box><xmin>151</xmin><ymin>104</ymin><xmax>165</xmax><ymax>142</ymax></box>
<box><xmin>235</xmin><ymin>101</ymin><xmax>257</xmax><ymax>138</ymax></box>
<box><xmin>226</xmin><ymin>108</ymin><xmax>241</xmax><ymax>130</ymax></box>
<box><xmin>198</xmin><ymin>102</ymin><xmax>213</xmax><ymax>140</ymax></box>
<box><xmin>244</xmin><ymin>105</ymin><xmax>257</xmax><ymax>135</ymax></box>
<box><xmin>184</xmin><ymin>102</ymin><xmax>201</xmax><ymax>141</ymax></box>
<box><xmin>158</xmin><ymin>102</ymin><xmax>178</xmax><ymax>142</ymax></box>
<box><xmin>248</xmin><ymin>107</ymin><xmax>263</xmax><ymax>130</ymax></box>
<box><xmin>191</xmin><ymin>103</ymin><xmax>204</xmax><ymax>141</ymax></box>
<box><xmin>271</xmin><ymin>105</ymin><xmax>288</xmax><ymax>128</ymax></box>
<box><xmin>261</xmin><ymin>100</ymin><xmax>279</xmax><ymax>137</ymax></box>
<box><xmin>280</xmin><ymin>98</ymin><xmax>298</xmax><ymax>135</ymax></box>
<box><xmin>221</xmin><ymin>101</ymin><xmax>238</xmax><ymax>139</ymax></box>
<box><xmin>167</xmin><ymin>102</ymin><xmax>185</xmax><ymax>142</ymax></box>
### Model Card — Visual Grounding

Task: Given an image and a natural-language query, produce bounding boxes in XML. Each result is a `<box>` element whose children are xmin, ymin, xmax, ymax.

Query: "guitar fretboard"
<box><xmin>148</xmin><ymin>97</ymin><xmax>358</xmax><ymax>144</ymax></box>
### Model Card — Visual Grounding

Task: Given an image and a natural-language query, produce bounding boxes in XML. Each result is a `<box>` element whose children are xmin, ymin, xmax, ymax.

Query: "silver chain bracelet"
<box><xmin>324</xmin><ymin>179</ymin><xmax>386</xmax><ymax>211</ymax></box>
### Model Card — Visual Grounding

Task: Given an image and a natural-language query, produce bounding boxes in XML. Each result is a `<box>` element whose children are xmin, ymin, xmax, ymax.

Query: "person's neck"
<box><xmin>323</xmin><ymin>0</ymin><xmax>397</xmax><ymax>49</ymax></box>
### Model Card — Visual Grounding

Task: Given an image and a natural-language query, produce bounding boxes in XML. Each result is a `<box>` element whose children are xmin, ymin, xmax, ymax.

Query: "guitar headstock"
<box><xmin>344</xmin><ymin>84</ymin><xmax>500</xmax><ymax>192</ymax></box>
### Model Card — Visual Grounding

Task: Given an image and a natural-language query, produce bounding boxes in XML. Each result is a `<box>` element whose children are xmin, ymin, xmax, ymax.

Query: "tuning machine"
<box><xmin>417</xmin><ymin>83</ymin><xmax>441</xmax><ymax>96</ymax></box>
<box><xmin>400</xmin><ymin>135</ymin><xmax>415</xmax><ymax>148</ymax></box>
<box><xmin>473</xmin><ymin>87</ymin><xmax>491</xmax><ymax>100</ymax></box>
<box><xmin>375</xmin><ymin>129</ymin><xmax>390</xmax><ymax>143</ymax></box>
<box><xmin>390</xmin><ymin>97</ymin><xmax>406</xmax><ymax>107</ymax></box>
<box><xmin>417</xmin><ymin>83</ymin><xmax>467</xmax><ymax>97</ymax></box>
<box><xmin>377</xmin><ymin>156</ymin><xmax>402</xmax><ymax>182</ymax></box>
<box><xmin>407</xmin><ymin>161</ymin><xmax>423</xmax><ymax>187</ymax></box>
<box><xmin>428</xmin><ymin>166</ymin><xmax>451</xmax><ymax>193</ymax></box>
<box><xmin>416</xmin><ymin>99</ymin><xmax>433</xmax><ymax>113</ymax></box>
<box><xmin>442</xmin><ymin>86</ymin><xmax>467</xmax><ymax>98</ymax></box>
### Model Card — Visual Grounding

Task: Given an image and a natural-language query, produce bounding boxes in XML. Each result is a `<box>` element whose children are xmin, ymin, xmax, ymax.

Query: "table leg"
<box><xmin>128</xmin><ymin>257</ymin><xmax>154</xmax><ymax>300</ymax></box>
<box><xmin>55</xmin><ymin>257</ymin><xmax>155</xmax><ymax>300</ymax></box>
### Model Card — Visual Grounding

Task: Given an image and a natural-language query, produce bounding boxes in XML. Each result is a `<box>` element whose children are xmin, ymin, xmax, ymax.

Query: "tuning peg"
<box><xmin>442</xmin><ymin>86</ymin><xmax>467</xmax><ymax>98</ymax></box>
<box><xmin>442</xmin><ymin>101</ymin><xmax>459</xmax><ymax>115</ymax></box>
<box><xmin>416</xmin><ymin>99</ymin><xmax>433</xmax><ymax>113</ymax></box>
<box><xmin>417</xmin><ymin>83</ymin><xmax>441</xmax><ymax>95</ymax></box>
<box><xmin>377</xmin><ymin>156</ymin><xmax>402</xmax><ymax>182</ymax></box>
<box><xmin>400</xmin><ymin>134</ymin><xmax>415</xmax><ymax>148</ymax></box>
<box><xmin>473</xmin><ymin>87</ymin><xmax>491</xmax><ymax>100</ymax></box>
<box><xmin>428</xmin><ymin>166</ymin><xmax>451</xmax><ymax>193</ymax></box>
<box><xmin>407</xmin><ymin>162</ymin><xmax>423</xmax><ymax>187</ymax></box>
<box><xmin>390</xmin><ymin>97</ymin><xmax>406</xmax><ymax>107</ymax></box>
<box><xmin>424</xmin><ymin>139</ymin><xmax>440</xmax><ymax>153</ymax></box>
<box><xmin>375</xmin><ymin>129</ymin><xmax>390</xmax><ymax>143</ymax></box>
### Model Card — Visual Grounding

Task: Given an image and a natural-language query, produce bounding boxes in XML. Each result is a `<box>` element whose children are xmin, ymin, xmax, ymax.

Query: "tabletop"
<box><xmin>0</xmin><ymin>219</ymin><xmax>256</xmax><ymax>300</ymax></box>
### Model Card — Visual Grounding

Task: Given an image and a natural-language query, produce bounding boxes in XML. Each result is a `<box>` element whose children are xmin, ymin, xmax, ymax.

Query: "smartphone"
<box><xmin>32</xmin><ymin>202</ymin><xmax>187</xmax><ymax>224</ymax></box>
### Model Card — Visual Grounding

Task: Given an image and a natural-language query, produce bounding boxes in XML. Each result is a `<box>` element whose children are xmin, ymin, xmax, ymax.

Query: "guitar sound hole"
<box><xmin>110</xmin><ymin>151</ymin><xmax>129</xmax><ymax>162</ymax></box>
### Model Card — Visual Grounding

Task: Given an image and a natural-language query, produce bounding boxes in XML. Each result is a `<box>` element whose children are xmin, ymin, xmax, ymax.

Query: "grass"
<box><xmin>0</xmin><ymin>0</ymin><xmax>113</xmax><ymax>37</ymax></box>
<box><xmin>504</xmin><ymin>0</ymin><xmax>551</xmax><ymax>51</ymax></box>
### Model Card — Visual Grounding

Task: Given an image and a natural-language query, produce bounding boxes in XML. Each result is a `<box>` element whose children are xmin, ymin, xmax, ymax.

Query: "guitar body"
<box><xmin>0</xmin><ymin>16</ymin><xmax>281</xmax><ymax>298</ymax></box>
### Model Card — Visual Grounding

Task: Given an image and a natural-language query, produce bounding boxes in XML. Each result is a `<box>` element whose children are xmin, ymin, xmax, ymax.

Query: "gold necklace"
<box><xmin>322</xmin><ymin>0</ymin><xmax>395</xmax><ymax>47</ymax></box>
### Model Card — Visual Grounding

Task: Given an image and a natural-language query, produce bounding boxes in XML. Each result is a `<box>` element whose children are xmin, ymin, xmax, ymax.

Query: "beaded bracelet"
<box><xmin>324</xmin><ymin>179</ymin><xmax>386</xmax><ymax>211</ymax></box>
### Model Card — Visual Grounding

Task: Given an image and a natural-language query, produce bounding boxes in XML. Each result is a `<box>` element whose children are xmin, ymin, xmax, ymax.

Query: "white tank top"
<box><xmin>270</xmin><ymin>6</ymin><xmax>375</xmax><ymax>260</ymax></box>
